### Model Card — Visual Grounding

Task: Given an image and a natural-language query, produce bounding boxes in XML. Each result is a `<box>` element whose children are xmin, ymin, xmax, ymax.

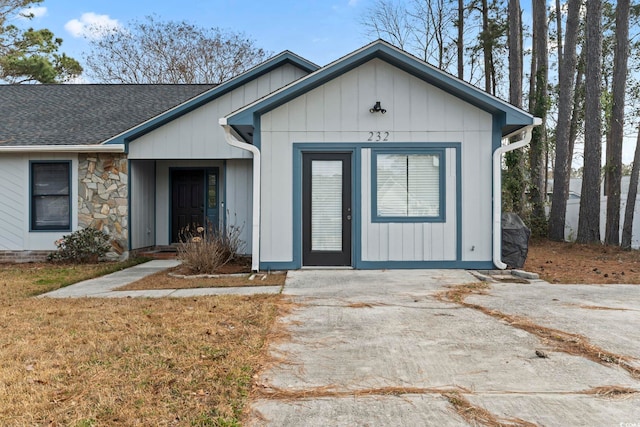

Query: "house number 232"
<box><xmin>367</xmin><ymin>131</ymin><xmax>389</xmax><ymax>142</ymax></box>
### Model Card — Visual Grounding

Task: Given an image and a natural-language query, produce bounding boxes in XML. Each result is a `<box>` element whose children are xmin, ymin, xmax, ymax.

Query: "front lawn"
<box><xmin>0</xmin><ymin>261</ymin><xmax>280</xmax><ymax>426</ymax></box>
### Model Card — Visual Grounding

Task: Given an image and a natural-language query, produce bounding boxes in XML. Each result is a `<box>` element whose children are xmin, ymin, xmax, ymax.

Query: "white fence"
<box><xmin>560</xmin><ymin>177</ymin><xmax>640</xmax><ymax>248</ymax></box>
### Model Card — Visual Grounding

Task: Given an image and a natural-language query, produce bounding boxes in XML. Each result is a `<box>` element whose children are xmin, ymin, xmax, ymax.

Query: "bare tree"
<box><xmin>84</xmin><ymin>16</ymin><xmax>270</xmax><ymax>84</ymax></box>
<box><xmin>604</xmin><ymin>0</ymin><xmax>631</xmax><ymax>245</ymax></box>
<box><xmin>548</xmin><ymin>0</ymin><xmax>582</xmax><ymax>241</ymax></box>
<box><xmin>361</xmin><ymin>0</ymin><xmax>413</xmax><ymax>51</ymax></box>
<box><xmin>362</xmin><ymin>0</ymin><xmax>460</xmax><ymax>74</ymax></box>
<box><xmin>576</xmin><ymin>0</ymin><xmax>603</xmax><ymax>243</ymax></box>
<box><xmin>457</xmin><ymin>0</ymin><xmax>465</xmax><ymax>79</ymax></box>
<box><xmin>411</xmin><ymin>0</ymin><xmax>458</xmax><ymax>69</ymax></box>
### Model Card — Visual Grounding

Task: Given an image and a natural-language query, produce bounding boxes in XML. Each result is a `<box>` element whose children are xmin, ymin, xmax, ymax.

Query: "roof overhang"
<box><xmin>225</xmin><ymin>40</ymin><xmax>535</xmax><ymax>140</ymax></box>
<box><xmin>103</xmin><ymin>51</ymin><xmax>319</xmax><ymax>148</ymax></box>
<box><xmin>0</xmin><ymin>144</ymin><xmax>125</xmax><ymax>153</ymax></box>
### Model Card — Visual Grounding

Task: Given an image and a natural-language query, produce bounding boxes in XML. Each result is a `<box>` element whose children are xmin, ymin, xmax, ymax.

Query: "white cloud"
<box><xmin>18</xmin><ymin>6</ymin><xmax>47</xmax><ymax>19</ymax></box>
<box><xmin>65</xmin><ymin>12</ymin><xmax>120</xmax><ymax>39</ymax></box>
<box><xmin>348</xmin><ymin>0</ymin><xmax>358</xmax><ymax>6</ymax></box>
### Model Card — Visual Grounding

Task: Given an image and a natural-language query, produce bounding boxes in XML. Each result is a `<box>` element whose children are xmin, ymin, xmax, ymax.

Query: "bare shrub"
<box><xmin>177</xmin><ymin>220</ymin><xmax>245</xmax><ymax>274</ymax></box>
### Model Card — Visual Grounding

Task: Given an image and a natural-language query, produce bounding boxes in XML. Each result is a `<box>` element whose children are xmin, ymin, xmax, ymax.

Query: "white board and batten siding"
<box><xmin>128</xmin><ymin>64</ymin><xmax>308</xmax><ymax>160</ymax></box>
<box><xmin>259</xmin><ymin>58</ymin><xmax>494</xmax><ymax>264</ymax></box>
<box><xmin>0</xmin><ymin>153</ymin><xmax>78</xmax><ymax>251</ymax></box>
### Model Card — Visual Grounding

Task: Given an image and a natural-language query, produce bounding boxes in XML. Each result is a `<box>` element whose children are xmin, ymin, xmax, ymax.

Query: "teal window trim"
<box><xmin>371</xmin><ymin>148</ymin><xmax>446</xmax><ymax>223</ymax></box>
<box><xmin>29</xmin><ymin>160</ymin><xmax>72</xmax><ymax>232</ymax></box>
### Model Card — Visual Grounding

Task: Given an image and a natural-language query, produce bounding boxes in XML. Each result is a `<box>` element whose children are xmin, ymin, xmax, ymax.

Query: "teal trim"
<box><xmin>492</xmin><ymin>114</ymin><xmax>506</xmax><ymax>153</ymax></box>
<box><xmin>292</xmin><ymin>145</ymin><xmax>357</xmax><ymax>269</ymax></box>
<box><xmin>227</xmin><ymin>40</ymin><xmax>534</xmax><ymax>136</ymax></box>
<box><xmin>260</xmin><ymin>260</ymin><xmax>494</xmax><ymax>271</ymax></box>
<box><xmin>260</xmin><ymin>261</ymin><xmax>300</xmax><ymax>271</ymax></box>
<box><xmin>455</xmin><ymin>146</ymin><xmax>462</xmax><ymax>261</ymax></box>
<box><xmin>29</xmin><ymin>160</ymin><xmax>72</xmax><ymax>232</ymax></box>
<box><xmin>353</xmin><ymin>148</ymin><xmax>362</xmax><ymax>269</ymax></box>
<box><xmin>291</xmin><ymin>147</ymin><xmax>303</xmax><ymax>268</ymax></box>
<box><xmin>206</xmin><ymin>168</ymin><xmax>220</xmax><ymax>230</ymax></box>
<box><xmin>222</xmin><ymin>160</ymin><xmax>227</xmax><ymax>231</ymax></box>
<box><xmin>292</xmin><ymin>142</ymin><xmax>465</xmax><ymax>270</ymax></box>
<box><xmin>106</xmin><ymin>52</ymin><xmax>318</xmax><ymax>149</ymax></box>
<box><xmin>371</xmin><ymin>149</ymin><xmax>446</xmax><ymax>223</ymax></box>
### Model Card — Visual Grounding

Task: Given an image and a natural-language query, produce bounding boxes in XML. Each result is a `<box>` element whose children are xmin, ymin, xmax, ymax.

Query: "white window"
<box><xmin>31</xmin><ymin>162</ymin><xmax>71</xmax><ymax>231</ymax></box>
<box><xmin>374</xmin><ymin>152</ymin><xmax>443</xmax><ymax>221</ymax></box>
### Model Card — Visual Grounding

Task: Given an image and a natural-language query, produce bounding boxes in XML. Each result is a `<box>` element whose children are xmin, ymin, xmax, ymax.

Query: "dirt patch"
<box><xmin>525</xmin><ymin>239</ymin><xmax>640</xmax><ymax>284</ymax></box>
<box><xmin>116</xmin><ymin>267</ymin><xmax>286</xmax><ymax>291</ymax></box>
<box><xmin>581</xmin><ymin>386</ymin><xmax>639</xmax><ymax>398</ymax></box>
<box><xmin>443</xmin><ymin>391</ymin><xmax>538</xmax><ymax>427</ymax></box>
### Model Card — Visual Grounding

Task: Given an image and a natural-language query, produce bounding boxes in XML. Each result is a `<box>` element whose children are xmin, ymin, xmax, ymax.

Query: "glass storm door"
<box><xmin>302</xmin><ymin>153</ymin><xmax>352</xmax><ymax>266</ymax></box>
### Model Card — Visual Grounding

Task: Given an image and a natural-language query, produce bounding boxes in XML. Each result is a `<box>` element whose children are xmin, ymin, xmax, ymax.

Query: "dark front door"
<box><xmin>171</xmin><ymin>169</ymin><xmax>205</xmax><ymax>243</ymax></box>
<box><xmin>302</xmin><ymin>153</ymin><xmax>352</xmax><ymax>266</ymax></box>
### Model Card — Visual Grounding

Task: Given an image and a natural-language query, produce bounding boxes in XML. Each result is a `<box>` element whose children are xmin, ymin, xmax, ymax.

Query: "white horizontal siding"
<box><xmin>0</xmin><ymin>155</ymin><xmax>26</xmax><ymax>250</ymax></box>
<box><xmin>0</xmin><ymin>153</ymin><xmax>78</xmax><ymax>251</ymax></box>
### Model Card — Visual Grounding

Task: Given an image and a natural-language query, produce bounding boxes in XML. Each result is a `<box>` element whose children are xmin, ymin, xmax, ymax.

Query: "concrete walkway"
<box><xmin>40</xmin><ymin>260</ymin><xmax>282</xmax><ymax>298</ymax></box>
<box><xmin>248</xmin><ymin>269</ymin><xmax>640</xmax><ymax>426</ymax></box>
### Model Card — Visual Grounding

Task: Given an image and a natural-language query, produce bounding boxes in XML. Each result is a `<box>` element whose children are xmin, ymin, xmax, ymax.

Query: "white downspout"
<box><xmin>492</xmin><ymin>117</ymin><xmax>542</xmax><ymax>269</ymax></box>
<box><xmin>219</xmin><ymin>118</ymin><xmax>261</xmax><ymax>272</ymax></box>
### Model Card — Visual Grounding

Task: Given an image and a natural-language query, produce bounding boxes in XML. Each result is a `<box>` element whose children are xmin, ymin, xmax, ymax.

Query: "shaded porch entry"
<box><xmin>170</xmin><ymin>168</ymin><xmax>219</xmax><ymax>243</ymax></box>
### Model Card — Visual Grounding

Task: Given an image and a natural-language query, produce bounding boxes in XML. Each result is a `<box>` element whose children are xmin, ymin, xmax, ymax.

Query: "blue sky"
<box><xmin>14</xmin><ymin>0</ymin><xmax>638</xmax><ymax>165</ymax></box>
<box><xmin>19</xmin><ymin>0</ymin><xmax>371</xmax><ymax>68</ymax></box>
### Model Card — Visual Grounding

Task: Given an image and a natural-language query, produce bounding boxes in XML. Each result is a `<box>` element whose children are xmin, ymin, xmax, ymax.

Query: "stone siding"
<box><xmin>78</xmin><ymin>153</ymin><xmax>128</xmax><ymax>259</ymax></box>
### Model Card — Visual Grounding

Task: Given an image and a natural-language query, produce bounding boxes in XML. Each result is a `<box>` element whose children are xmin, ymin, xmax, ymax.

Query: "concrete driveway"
<box><xmin>248</xmin><ymin>270</ymin><xmax>640</xmax><ymax>426</ymax></box>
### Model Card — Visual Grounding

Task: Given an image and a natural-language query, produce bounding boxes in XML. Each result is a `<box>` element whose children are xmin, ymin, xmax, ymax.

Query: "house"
<box><xmin>0</xmin><ymin>40</ymin><xmax>539</xmax><ymax>269</ymax></box>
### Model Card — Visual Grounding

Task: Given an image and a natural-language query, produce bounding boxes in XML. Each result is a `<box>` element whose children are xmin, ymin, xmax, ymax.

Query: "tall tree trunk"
<box><xmin>529</xmin><ymin>0</ymin><xmax>549</xmax><ymax>236</ymax></box>
<box><xmin>604</xmin><ymin>0</ymin><xmax>630</xmax><ymax>245</ymax></box>
<box><xmin>481</xmin><ymin>0</ymin><xmax>492</xmax><ymax>93</ymax></box>
<box><xmin>457</xmin><ymin>0</ymin><xmax>464</xmax><ymax>80</ymax></box>
<box><xmin>549</xmin><ymin>0</ymin><xmax>581</xmax><ymax>241</ymax></box>
<box><xmin>577</xmin><ymin>0</ymin><xmax>603</xmax><ymax>243</ymax></box>
<box><xmin>505</xmin><ymin>0</ymin><xmax>524</xmax><ymax>215</ymax></box>
<box><xmin>567</xmin><ymin>50</ymin><xmax>586</xmax><ymax>186</ymax></box>
<box><xmin>622</xmin><ymin>130</ymin><xmax>640</xmax><ymax>249</ymax></box>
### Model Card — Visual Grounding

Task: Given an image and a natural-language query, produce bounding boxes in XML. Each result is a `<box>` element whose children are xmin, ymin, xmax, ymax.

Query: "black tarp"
<box><xmin>501</xmin><ymin>212</ymin><xmax>530</xmax><ymax>268</ymax></box>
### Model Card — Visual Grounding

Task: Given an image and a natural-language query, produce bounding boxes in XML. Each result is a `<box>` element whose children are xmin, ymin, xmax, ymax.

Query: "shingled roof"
<box><xmin>0</xmin><ymin>84</ymin><xmax>216</xmax><ymax>146</ymax></box>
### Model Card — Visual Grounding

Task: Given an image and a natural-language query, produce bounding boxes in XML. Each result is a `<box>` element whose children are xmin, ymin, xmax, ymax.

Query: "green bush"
<box><xmin>48</xmin><ymin>228</ymin><xmax>111</xmax><ymax>263</ymax></box>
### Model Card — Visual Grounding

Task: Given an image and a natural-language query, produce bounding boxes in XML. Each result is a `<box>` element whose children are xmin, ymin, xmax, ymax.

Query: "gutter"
<box><xmin>219</xmin><ymin>118</ymin><xmax>260</xmax><ymax>272</ymax></box>
<box><xmin>0</xmin><ymin>144</ymin><xmax>125</xmax><ymax>153</ymax></box>
<box><xmin>492</xmin><ymin>118</ymin><xmax>542</xmax><ymax>269</ymax></box>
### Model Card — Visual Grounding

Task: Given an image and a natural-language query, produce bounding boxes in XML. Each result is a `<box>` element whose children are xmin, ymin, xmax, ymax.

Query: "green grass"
<box><xmin>0</xmin><ymin>257</ymin><xmax>150</xmax><ymax>300</ymax></box>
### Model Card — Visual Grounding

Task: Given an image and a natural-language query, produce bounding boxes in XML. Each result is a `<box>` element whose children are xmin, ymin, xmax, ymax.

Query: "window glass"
<box><xmin>33</xmin><ymin>163</ymin><xmax>70</xmax><ymax>195</ymax></box>
<box><xmin>208</xmin><ymin>174</ymin><xmax>217</xmax><ymax>209</ymax></box>
<box><xmin>376</xmin><ymin>153</ymin><xmax>440</xmax><ymax>219</ymax></box>
<box><xmin>32</xmin><ymin>162</ymin><xmax>70</xmax><ymax>230</ymax></box>
<box><xmin>311</xmin><ymin>160</ymin><xmax>342</xmax><ymax>251</ymax></box>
